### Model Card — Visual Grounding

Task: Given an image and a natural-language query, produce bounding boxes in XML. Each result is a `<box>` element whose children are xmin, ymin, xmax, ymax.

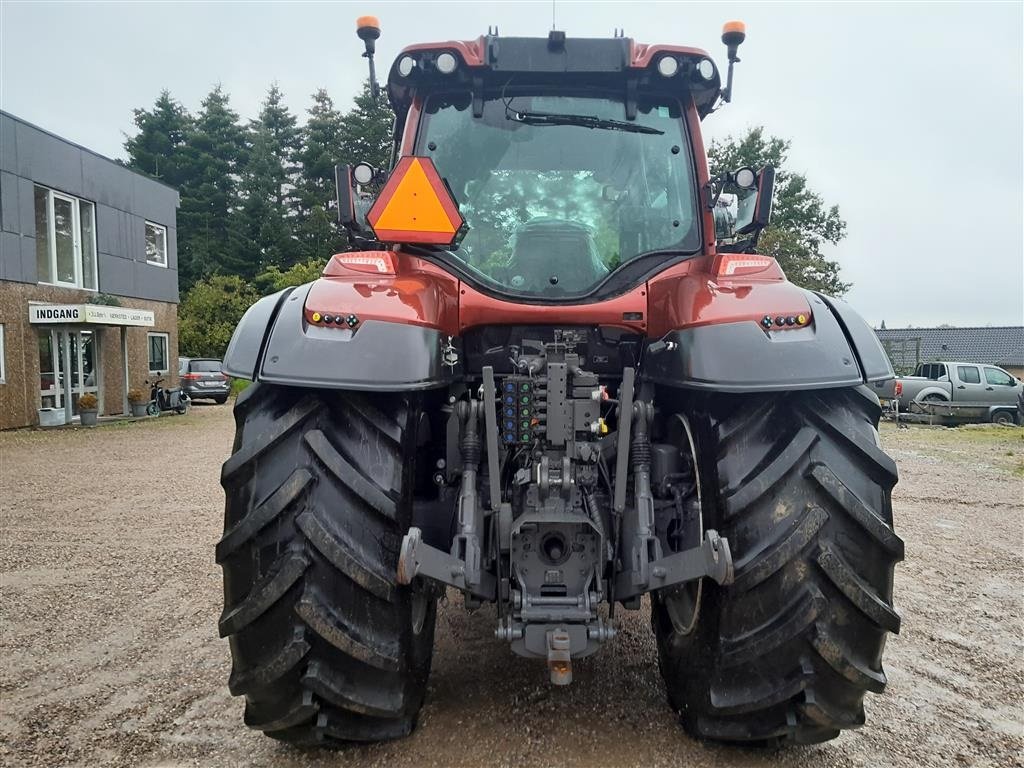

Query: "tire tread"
<box><xmin>218</xmin><ymin>383</ymin><xmax>435</xmax><ymax>745</ymax></box>
<box><xmin>653</xmin><ymin>387</ymin><xmax>901</xmax><ymax>745</ymax></box>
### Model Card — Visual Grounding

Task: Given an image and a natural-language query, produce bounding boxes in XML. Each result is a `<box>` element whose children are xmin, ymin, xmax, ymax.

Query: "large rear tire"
<box><xmin>217</xmin><ymin>382</ymin><xmax>436</xmax><ymax>745</ymax></box>
<box><xmin>653</xmin><ymin>387</ymin><xmax>903</xmax><ymax>745</ymax></box>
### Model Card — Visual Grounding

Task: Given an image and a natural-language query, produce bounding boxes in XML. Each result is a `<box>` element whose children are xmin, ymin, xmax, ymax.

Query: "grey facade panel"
<box><xmin>95</xmin><ymin>204</ymin><xmax>122</xmax><ymax>256</ymax></box>
<box><xmin>118</xmin><ymin>208</ymin><xmax>133</xmax><ymax>260</ymax></box>
<box><xmin>96</xmin><ymin>252</ymin><xmax>135</xmax><ymax>296</ymax></box>
<box><xmin>131</xmin><ymin>173</ymin><xmax>177</xmax><ymax>227</ymax></box>
<box><xmin>127</xmin><ymin>213</ymin><xmax>147</xmax><ymax>263</ymax></box>
<box><xmin>0</xmin><ymin>114</ymin><xmax>16</xmax><ymax>173</ymax></box>
<box><xmin>17</xmin><ymin>176</ymin><xmax>35</xmax><ymax>236</ymax></box>
<box><xmin>0</xmin><ymin>231</ymin><xmax>36</xmax><ymax>285</ymax></box>
<box><xmin>80</xmin><ymin>151</ymin><xmax>134</xmax><ymax>212</ymax></box>
<box><xmin>133</xmin><ymin>262</ymin><xmax>179</xmax><ymax>303</ymax></box>
<box><xmin>166</xmin><ymin>226</ymin><xmax>178</xmax><ymax>270</ymax></box>
<box><xmin>20</xmin><ymin>235</ymin><xmax>37</xmax><ymax>283</ymax></box>
<box><xmin>1</xmin><ymin>231</ymin><xmax>19</xmax><ymax>280</ymax></box>
<box><xmin>16</xmin><ymin>121</ymin><xmax>83</xmax><ymax>194</ymax></box>
<box><xmin>0</xmin><ymin>171</ymin><xmax>17</xmax><ymax>233</ymax></box>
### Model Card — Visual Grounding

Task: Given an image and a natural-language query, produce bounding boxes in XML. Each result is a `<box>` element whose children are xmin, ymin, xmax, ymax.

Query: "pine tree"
<box><xmin>237</xmin><ymin>84</ymin><xmax>302</xmax><ymax>272</ymax></box>
<box><xmin>297</xmin><ymin>90</ymin><xmax>345</xmax><ymax>207</ymax></box>
<box><xmin>294</xmin><ymin>89</ymin><xmax>348</xmax><ymax>260</ymax></box>
<box><xmin>337</xmin><ymin>80</ymin><xmax>394</xmax><ymax>172</ymax></box>
<box><xmin>708</xmin><ymin>127</ymin><xmax>850</xmax><ymax>296</ymax></box>
<box><xmin>123</xmin><ymin>90</ymin><xmax>193</xmax><ymax>188</ymax></box>
<box><xmin>250</xmin><ymin>84</ymin><xmax>301</xmax><ymax>210</ymax></box>
<box><xmin>238</xmin><ymin>128</ymin><xmax>289</xmax><ymax>275</ymax></box>
<box><xmin>178</xmin><ymin>85</ymin><xmax>247</xmax><ymax>287</ymax></box>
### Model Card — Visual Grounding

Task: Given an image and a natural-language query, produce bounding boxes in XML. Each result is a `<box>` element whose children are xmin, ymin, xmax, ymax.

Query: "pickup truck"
<box><xmin>874</xmin><ymin>361</ymin><xmax>1022</xmax><ymax>424</ymax></box>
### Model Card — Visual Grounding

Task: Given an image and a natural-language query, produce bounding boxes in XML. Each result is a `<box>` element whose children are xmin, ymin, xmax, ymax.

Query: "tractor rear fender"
<box><xmin>222</xmin><ymin>287</ymin><xmax>289</xmax><ymax>382</ymax></box>
<box><xmin>222</xmin><ymin>268</ymin><xmax>463</xmax><ymax>390</ymax></box>
<box><xmin>644</xmin><ymin>286</ymin><xmax>893</xmax><ymax>393</ymax></box>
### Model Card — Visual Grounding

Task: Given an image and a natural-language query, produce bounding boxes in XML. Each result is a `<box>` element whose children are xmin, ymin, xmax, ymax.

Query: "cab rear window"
<box><xmin>917</xmin><ymin>363</ymin><xmax>947</xmax><ymax>380</ymax></box>
<box><xmin>189</xmin><ymin>360</ymin><xmax>223</xmax><ymax>373</ymax></box>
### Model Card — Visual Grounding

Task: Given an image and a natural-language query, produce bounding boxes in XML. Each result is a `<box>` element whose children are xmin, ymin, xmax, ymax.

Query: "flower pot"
<box><xmin>130</xmin><ymin>402</ymin><xmax>149</xmax><ymax>417</ymax></box>
<box><xmin>80</xmin><ymin>409</ymin><xmax>98</xmax><ymax>427</ymax></box>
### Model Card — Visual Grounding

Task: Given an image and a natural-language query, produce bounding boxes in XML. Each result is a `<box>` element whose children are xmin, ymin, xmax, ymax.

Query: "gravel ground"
<box><xmin>1</xmin><ymin>405</ymin><xmax>1022</xmax><ymax>768</ymax></box>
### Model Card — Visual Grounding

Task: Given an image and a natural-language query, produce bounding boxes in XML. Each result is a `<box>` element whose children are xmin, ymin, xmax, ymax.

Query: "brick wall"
<box><xmin>0</xmin><ymin>281</ymin><xmax>178</xmax><ymax>429</ymax></box>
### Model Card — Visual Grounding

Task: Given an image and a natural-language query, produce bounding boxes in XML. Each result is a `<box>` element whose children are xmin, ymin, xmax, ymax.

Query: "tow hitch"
<box><xmin>398</xmin><ymin>526</ymin><xmax>733</xmax><ymax>603</ymax></box>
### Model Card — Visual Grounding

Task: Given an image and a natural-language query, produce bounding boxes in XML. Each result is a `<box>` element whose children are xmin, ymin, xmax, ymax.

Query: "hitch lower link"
<box><xmin>613</xmin><ymin>528</ymin><xmax>734</xmax><ymax>601</ymax></box>
<box><xmin>611</xmin><ymin>373</ymin><xmax>734</xmax><ymax>602</ymax></box>
<box><xmin>397</xmin><ymin>368</ymin><xmax>502</xmax><ymax>602</ymax></box>
<box><xmin>396</xmin><ymin>526</ymin><xmax>495</xmax><ymax>600</ymax></box>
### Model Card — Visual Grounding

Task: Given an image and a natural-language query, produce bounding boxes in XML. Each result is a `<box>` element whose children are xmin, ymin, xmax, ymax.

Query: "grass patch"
<box><xmin>882</xmin><ymin>422</ymin><xmax>1023</xmax><ymax>445</ymax></box>
<box><xmin>230</xmin><ymin>378</ymin><xmax>251</xmax><ymax>396</ymax></box>
<box><xmin>938</xmin><ymin>426</ymin><xmax>1023</xmax><ymax>444</ymax></box>
<box><xmin>101</xmin><ymin>414</ymin><xmax>197</xmax><ymax>430</ymax></box>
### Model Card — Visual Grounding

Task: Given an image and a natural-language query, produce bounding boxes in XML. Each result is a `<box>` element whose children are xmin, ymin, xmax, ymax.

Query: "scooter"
<box><xmin>146</xmin><ymin>378</ymin><xmax>190</xmax><ymax>416</ymax></box>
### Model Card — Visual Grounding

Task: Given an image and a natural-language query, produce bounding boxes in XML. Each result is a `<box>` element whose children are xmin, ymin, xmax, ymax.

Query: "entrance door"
<box><xmin>38</xmin><ymin>329</ymin><xmax>99</xmax><ymax>414</ymax></box>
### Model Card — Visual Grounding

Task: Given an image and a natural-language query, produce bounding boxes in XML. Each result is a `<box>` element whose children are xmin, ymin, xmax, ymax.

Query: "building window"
<box><xmin>0</xmin><ymin>325</ymin><xmax>6</xmax><ymax>384</ymax></box>
<box><xmin>33</xmin><ymin>185</ymin><xmax>97</xmax><ymax>289</ymax></box>
<box><xmin>148</xmin><ymin>332</ymin><xmax>169</xmax><ymax>373</ymax></box>
<box><xmin>145</xmin><ymin>222</ymin><xmax>167</xmax><ymax>267</ymax></box>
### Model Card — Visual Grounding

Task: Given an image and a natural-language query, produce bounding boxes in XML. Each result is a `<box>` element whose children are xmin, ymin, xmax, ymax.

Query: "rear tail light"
<box><xmin>894</xmin><ymin>381</ymin><xmax>903</xmax><ymax>397</ymax></box>
<box><xmin>332</xmin><ymin>251</ymin><xmax>397</xmax><ymax>275</ymax></box>
<box><xmin>221</xmin><ymin>373</ymin><xmax>230</xmax><ymax>381</ymax></box>
<box><xmin>181</xmin><ymin>373</ymin><xmax>200</xmax><ymax>381</ymax></box>
<box><xmin>713</xmin><ymin>253</ymin><xmax>774</xmax><ymax>278</ymax></box>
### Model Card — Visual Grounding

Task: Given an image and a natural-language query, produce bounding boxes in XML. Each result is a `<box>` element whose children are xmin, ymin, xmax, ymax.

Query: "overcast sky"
<box><xmin>2</xmin><ymin>1</ymin><xmax>1022</xmax><ymax>328</ymax></box>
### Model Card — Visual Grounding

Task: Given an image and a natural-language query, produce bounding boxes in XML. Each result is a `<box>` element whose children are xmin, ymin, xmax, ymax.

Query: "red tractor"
<box><xmin>217</xmin><ymin>17</ymin><xmax>902</xmax><ymax>748</ymax></box>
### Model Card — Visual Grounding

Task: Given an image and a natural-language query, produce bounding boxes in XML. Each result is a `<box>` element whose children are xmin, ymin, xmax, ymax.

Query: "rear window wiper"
<box><xmin>507</xmin><ymin>109</ymin><xmax>664</xmax><ymax>135</ymax></box>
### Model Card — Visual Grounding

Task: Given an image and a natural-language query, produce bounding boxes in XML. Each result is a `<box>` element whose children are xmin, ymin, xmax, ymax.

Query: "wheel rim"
<box><xmin>662</xmin><ymin>413</ymin><xmax>704</xmax><ymax>636</ymax></box>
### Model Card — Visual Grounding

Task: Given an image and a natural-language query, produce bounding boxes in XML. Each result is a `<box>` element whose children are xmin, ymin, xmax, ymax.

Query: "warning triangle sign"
<box><xmin>367</xmin><ymin>156</ymin><xmax>464</xmax><ymax>245</ymax></box>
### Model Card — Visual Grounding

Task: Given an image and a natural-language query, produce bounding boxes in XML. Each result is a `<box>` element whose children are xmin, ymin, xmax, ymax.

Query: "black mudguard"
<box><xmin>644</xmin><ymin>290</ymin><xmax>893</xmax><ymax>393</ymax></box>
<box><xmin>222</xmin><ymin>283</ymin><xmax>461</xmax><ymax>390</ymax></box>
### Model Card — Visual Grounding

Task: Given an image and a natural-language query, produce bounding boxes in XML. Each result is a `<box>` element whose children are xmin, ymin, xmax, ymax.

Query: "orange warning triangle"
<box><xmin>367</xmin><ymin>156</ymin><xmax>464</xmax><ymax>245</ymax></box>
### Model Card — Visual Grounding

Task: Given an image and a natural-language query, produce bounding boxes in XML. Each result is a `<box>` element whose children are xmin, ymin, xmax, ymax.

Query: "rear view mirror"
<box><xmin>735</xmin><ymin>165</ymin><xmax>774</xmax><ymax>236</ymax></box>
<box><xmin>335</xmin><ymin>164</ymin><xmax>355</xmax><ymax>226</ymax></box>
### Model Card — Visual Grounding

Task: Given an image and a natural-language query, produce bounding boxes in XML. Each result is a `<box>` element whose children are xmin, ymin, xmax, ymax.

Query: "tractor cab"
<box><xmin>338</xmin><ymin>21</ymin><xmax>773</xmax><ymax>302</ymax></box>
